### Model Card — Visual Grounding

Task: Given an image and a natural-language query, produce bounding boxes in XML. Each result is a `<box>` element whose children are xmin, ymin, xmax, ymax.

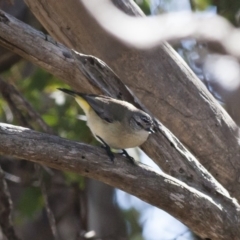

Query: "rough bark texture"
<box><xmin>0</xmin><ymin>1</ymin><xmax>240</xmax><ymax>239</ymax></box>
<box><xmin>71</xmin><ymin>51</ymin><xmax>231</xmax><ymax>201</ymax></box>
<box><xmin>0</xmin><ymin>9</ymin><xmax>232</xmax><ymax>200</ymax></box>
<box><xmin>0</xmin><ymin>0</ymin><xmax>30</xmax><ymax>73</ymax></box>
<box><xmin>0</xmin><ymin>123</ymin><xmax>240</xmax><ymax>240</ymax></box>
<box><xmin>20</xmin><ymin>0</ymin><xmax>240</xmax><ymax>201</ymax></box>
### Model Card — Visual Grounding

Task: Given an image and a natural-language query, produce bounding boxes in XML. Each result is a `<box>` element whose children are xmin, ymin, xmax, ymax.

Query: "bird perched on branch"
<box><xmin>58</xmin><ymin>88</ymin><xmax>154</xmax><ymax>163</ymax></box>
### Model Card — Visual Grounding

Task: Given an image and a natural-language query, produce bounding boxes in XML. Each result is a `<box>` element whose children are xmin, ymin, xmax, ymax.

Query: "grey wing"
<box><xmin>83</xmin><ymin>95</ymin><xmax>115</xmax><ymax>123</ymax></box>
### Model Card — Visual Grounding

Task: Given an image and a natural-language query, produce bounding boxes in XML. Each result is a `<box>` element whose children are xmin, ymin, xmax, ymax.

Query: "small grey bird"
<box><xmin>58</xmin><ymin>88</ymin><xmax>154</xmax><ymax>163</ymax></box>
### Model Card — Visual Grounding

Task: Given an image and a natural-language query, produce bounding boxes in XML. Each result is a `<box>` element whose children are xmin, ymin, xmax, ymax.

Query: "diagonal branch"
<box><xmin>0</xmin><ymin>10</ymin><xmax>97</xmax><ymax>94</ymax></box>
<box><xmin>71</xmin><ymin>51</ymin><xmax>230</xmax><ymax>199</ymax></box>
<box><xmin>83</xmin><ymin>0</ymin><xmax>240</xmax><ymax>58</ymax></box>
<box><xmin>0</xmin><ymin>77</ymin><xmax>53</xmax><ymax>134</ymax></box>
<box><xmin>21</xmin><ymin>0</ymin><xmax>240</xmax><ymax>201</ymax></box>
<box><xmin>0</xmin><ymin>123</ymin><xmax>239</xmax><ymax>240</ymax></box>
<box><xmin>0</xmin><ymin>9</ymin><xmax>231</xmax><ymax>202</ymax></box>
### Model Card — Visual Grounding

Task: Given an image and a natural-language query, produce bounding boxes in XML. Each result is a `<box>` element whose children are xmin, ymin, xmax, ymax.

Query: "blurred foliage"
<box><xmin>64</xmin><ymin>172</ymin><xmax>85</xmax><ymax>190</ymax></box>
<box><xmin>123</xmin><ymin>209</ymin><xmax>144</xmax><ymax>240</ymax></box>
<box><xmin>191</xmin><ymin>0</ymin><xmax>240</xmax><ymax>25</ymax></box>
<box><xmin>134</xmin><ymin>0</ymin><xmax>151</xmax><ymax>15</ymax></box>
<box><xmin>16</xmin><ymin>186</ymin><xmax>44</xmax><ymax>224</ymax></box>
<box><xmin>0</xmin><ymin>60</ymin><xmax>94</xmax><ymax>226</ymax></box>
<box><xmin>1</xmin><ymin>60</ymin><xmax>96</xmax><ymax>143</ymax></box>
<box><xmin>212</xmin><ymin>0</ymin><xmax>240</xmax><ymax>25</ymax></box>
<box><xmin>136</xmin><ymin>0</ymin><xmax>240</xmax><ymax>26</ymax></box>
<box><xmin>0</xmin><ymin>59</ymin><xmax>143</xmax><ymax>239</ymax></box>
<box><xmin>191</xmin><ymin>0</ymin><xmax>212</xmax><ymax>10</ymax></box>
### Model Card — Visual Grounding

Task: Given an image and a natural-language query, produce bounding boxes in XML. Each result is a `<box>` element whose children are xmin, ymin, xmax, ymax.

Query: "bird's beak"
<box><xmin>147</xmin><ymin>127</ymin><xmax>155</xmax><ymax>134</ymax></box>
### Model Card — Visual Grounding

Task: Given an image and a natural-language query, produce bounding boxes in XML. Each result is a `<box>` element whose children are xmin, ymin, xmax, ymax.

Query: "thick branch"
<box><xmin>21</xmin><ymin>0</ymin><xmax>240</xmax><ymax>201</ymax></box>
<box><xmin>0</xmin><ymin>123</ymin><xmax>239</xmax><ymax>240</ymax></box>
<box><xmin>0</xmin><ymin>10</ymin><xmax>230</xmax><ymax>201</ymax></box>
<box><xmin>71</xmin><ymin>51</ymin><xmax>230</xmax><ymax>199</ymax></box>
<box><xmin>0</xmin><ymin>10</ymin><xmax>97</xmax><ymax>94</ymax></box>
<box><xmin>83</xmin><ymin>0</ymin><xmax>240</xmax><ymax>58</ymax></box>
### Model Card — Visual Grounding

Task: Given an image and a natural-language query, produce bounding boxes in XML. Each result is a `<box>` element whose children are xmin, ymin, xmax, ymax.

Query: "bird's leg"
<box><xmin>96</xmin><ymin>135</ymin><xmax>115</xmax><ymax>162</ymax></box>
<box><xmin>121</xmin><ymin>149</ymin><xmax>136</xmax><ymax>165</ymax></box>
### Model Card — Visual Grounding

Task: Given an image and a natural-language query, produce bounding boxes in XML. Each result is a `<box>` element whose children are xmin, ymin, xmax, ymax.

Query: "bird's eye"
<box><xmin>136</xmin><ymin>122</ymin><xmax>141</xmax><ymax>126</ymax></box>
<box><xmin>141</xmin><ymin>116</ymin><xmax>150</xmax><ymax>123</ymax></box>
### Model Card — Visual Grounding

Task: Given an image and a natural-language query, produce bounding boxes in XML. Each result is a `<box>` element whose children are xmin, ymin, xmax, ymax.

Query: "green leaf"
<box><xmin>16</xmin><ymin>186</ymin><xmax>44</xmax><ymax>223</ymax></box>
<box><xmin>193</xmin><ymin>0</ymin><xmax>212</xmax><ymax>10</ymax></box>
<box><xmin>64</xmin><ymin>172</ymin><xmax>85</xmax><ymax>190</ymax></box>
<box><xmin>134</xmin><ymin>0</ymin><xmax>151</xmax><ymax>15</ymax></box>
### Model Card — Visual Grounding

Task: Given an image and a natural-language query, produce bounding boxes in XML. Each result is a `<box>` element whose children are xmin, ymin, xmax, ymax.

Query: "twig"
<box><xmin>0</xmin><ymin>165</ymin><xmax>21</xmax><ymax>240</ymax></box>
<box><xmin>40</xmin><ymin>171</ymin><xmax>60</xmax><ymax>240</ymax></box>
<box><xmin>0</xmin><ymin>78</ymin><xmax>59</xmax><ymax>239</ymax></box>
<box><xmin>0</xmin><ymin>78</ymin><xmax>54</xmax><ymax>134</ymax></box>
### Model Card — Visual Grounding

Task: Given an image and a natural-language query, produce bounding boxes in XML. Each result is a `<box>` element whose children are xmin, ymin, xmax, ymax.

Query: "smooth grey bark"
<box><xmin>0</xmin><ymin>123</ymin><xmax>240</xmax><ymax>240</ymax></box>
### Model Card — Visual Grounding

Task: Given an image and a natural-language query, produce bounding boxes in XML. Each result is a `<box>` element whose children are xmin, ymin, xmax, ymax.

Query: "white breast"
<box><xmin>86</xmin><ymin>109</ymin><xmax>149</xmax><ymax>149</ymax></box>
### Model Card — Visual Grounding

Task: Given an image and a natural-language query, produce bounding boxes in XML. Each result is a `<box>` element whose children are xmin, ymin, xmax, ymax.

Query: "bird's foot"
<box><xmin>97</xmin><ymin>135</ymin><xmax>115</xmax><ymax>162</ymax></box>
<box><xmin>103</xmin><ymin>145</ymin><xmax>115</xmax><ymax>162</ymax></box>
<box><xmin>121</xmin><ymin>149</ymin><xmax>136</xmax><ymax>165</ymax></box>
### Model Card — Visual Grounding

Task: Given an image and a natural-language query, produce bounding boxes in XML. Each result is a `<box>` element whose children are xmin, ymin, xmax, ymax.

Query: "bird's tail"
<box><xmin>58</xmin><ymin>88</ymin><xmax>91</xmax><ymax>114</ymax></box>
<box><xmin>58</xmin><ymin>88</ymin><xmax>77</xmax><ymax>97</ymax></box>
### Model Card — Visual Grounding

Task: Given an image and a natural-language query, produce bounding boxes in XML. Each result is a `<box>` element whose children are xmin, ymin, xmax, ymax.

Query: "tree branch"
<box><xmin>19</xmin><ymin>1</ymin><xmax>240</xmax><ymax>201</ymax></box>
<box><xmin>0</xmin><ymin>123</ymin><xmax>239</xmax><ymax>240</ymax></box>
<box><xmin>0</xmin><ymin>8</ymin><xmax>234</xmax><ymax>209</ymax></box>
<box><xmin>0</xmin><ymin>165</ymin><xmax>21</xmax><ymax>240</ymax></box>
<box><xmin>0</xmin><ymin>2</ymin><xmax>239</xmax><ymax>238</ymax></box>
<box><xmin>83</xmin><ymin>0</ymin><xmax>240</xmax><ymax>58</ymax></box>
<box><xmin>0</xmin><ymin>77</ymin><xmax>53</xmax><ymax>134</ymax></box>
<box><xmin>0</xmin><ymin>9</ymin><xmax>233</xmax><ymax>202</ymax></box>
<box><xmin>0</xmin><ymin>10</ymin><xmax>97</xmax><ymax>94</ymax></box>
<box><xmin>0</xmin><ymin>78</ymin><xmax>60</xmax><ymax>239</ymax></box>
<box><xmin>71</xmin><ymin>51</ymin><xmax>230</xmax><ymax>200</ymax></box>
